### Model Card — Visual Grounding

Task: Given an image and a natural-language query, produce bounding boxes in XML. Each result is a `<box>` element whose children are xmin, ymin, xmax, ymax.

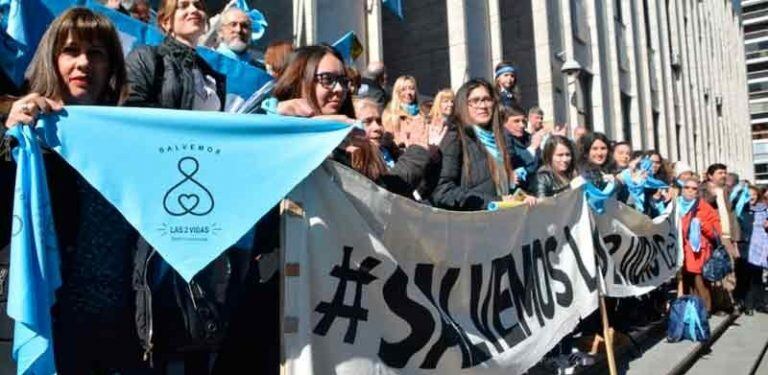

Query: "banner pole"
<box><xmin>599</xmin><ymin>294</ymin><xmax>618</xmax><ymax>375</ymax></box>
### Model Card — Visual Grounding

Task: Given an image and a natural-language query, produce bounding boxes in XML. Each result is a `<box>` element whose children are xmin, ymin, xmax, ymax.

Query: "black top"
<box><xmin>532</xmin><ymin>169</ymin><xmax>571</xmax><ymax>198</ymax></box>
<box><xmin>125</xmin><ymin>37</ymin><xmax>226</xmax><ymax>110</ymax></box>
<box><xmin>431</xmin><ymin>127</ymin><xmax>502</xmax><ymax>211</ymax></box>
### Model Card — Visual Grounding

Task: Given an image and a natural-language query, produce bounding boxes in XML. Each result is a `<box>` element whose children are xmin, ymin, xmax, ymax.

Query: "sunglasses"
<box><xmin>315</xmin><ymin>73</ymin><xmax>350</xmax><ymax>91</ymax></box>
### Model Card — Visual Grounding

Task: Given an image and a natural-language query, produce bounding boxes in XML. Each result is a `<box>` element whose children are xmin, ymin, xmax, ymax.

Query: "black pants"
<box><xmin>745</xmin><ymin>263</ymin><xmax>766</xmax><ymax>310</ymax></box>
<box><xmin>734</xmin><ymin>256</ymin><xmax>751</xmax><ymax>304</ymax></box>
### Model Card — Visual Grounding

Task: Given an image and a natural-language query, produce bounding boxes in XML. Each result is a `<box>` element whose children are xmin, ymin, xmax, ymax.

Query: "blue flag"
<box><xmin>33</xmin><ymin>106</ymin><xmax>350</xmax><ymax>281</ymax></box>
<box><xmin>0</xmin><ymin>0</ymin><xmax>80</xmax><ymax>86</ymax></box>
<box><xmin>331</xmin><ymin>31</ymin><xmax>364</xmax><ymax>64</ymax></box>
<box><xmin>6</xmin><ymin>125</ymin><xmax>62</xmax><ymax>375</ymax></box>
<box><xmin>382</xmin><ymin>0</ymin><xmax>403</xmax><ymax>19</ymax></box>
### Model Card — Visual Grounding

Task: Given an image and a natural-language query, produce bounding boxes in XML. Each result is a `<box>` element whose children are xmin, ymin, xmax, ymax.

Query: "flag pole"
<box><xmin>599</xmin><ymin>294</ymin><xmax>618</xmax><ymax>375</ymax></box>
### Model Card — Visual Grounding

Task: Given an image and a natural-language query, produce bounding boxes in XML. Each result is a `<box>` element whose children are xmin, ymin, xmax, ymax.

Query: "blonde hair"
<box><xmin>383</xmin><ymin>75</ymin><xmax>419</xmax><ymax>134</ymax></box>
<box><xmin>429</xmin><ymin>89</ymin><xmax>454</xmax><ymax>121</ymax></box>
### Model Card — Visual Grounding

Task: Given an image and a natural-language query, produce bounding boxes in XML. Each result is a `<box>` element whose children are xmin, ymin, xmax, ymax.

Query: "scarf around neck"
<box><xmin>473</xmin><ymin>125</ymin><xmax>502</xmax><ymax>163</ymax></box>
<box><xmin>401</xmin><ymin>103</ymin><xmax>420</xmax><ymax>117</ymax></box>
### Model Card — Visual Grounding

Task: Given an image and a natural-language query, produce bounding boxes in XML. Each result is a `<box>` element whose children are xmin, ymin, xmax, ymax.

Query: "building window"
<box><xmin>621</xmin><ymin>93</ymin><xmax>632</xmax><ymax>143</ymax></box>
<box><xmin>755</xmin><ymin>163</ymin><xmax>768</xmax><ymax>181</ymax></box>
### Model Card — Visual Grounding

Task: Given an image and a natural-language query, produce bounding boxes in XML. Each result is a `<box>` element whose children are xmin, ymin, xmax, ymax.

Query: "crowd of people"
<box><xmin>0</xmin><ymin>1</ymin><xmax>766</xmax><ymax>374</ymax></box>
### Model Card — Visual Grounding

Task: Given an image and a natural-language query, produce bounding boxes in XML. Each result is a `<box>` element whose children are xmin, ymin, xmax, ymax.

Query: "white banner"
<box><xmin>594</xmin><ymin>199</ymin><xmax>681</xmax><ymax>297</ymax></box>
<box><xmin>281</xmin><ymin>162</ymin><xmax>600</xmax><ymax>374</ymax></box>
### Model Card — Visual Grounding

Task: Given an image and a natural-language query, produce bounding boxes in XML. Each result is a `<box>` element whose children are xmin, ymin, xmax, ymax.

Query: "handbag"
<box><xmin>702</xmin><ymin>239</ymin><xmax>732</xmax><ymax>282</ymax></box>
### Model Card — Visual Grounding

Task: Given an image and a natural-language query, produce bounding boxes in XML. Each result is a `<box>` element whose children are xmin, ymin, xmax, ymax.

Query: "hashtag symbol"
<box><xmin>314</xmin><ymin>246</ymin><xmax>381</xmax><ymax>344</ymax></box>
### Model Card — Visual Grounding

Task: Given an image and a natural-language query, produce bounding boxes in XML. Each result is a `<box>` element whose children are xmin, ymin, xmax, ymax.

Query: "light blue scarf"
<box><xmin>677</xmin><ymin>196</ymin><xmax>696</xmax><ymax>217</ymax></box>
<box><xmin>472</xmin><ymin>125</ymin><xmax>502</xmax><ymax>163</ymax></box>
<box><xmin>380</xmin><ymin>147</ymin><xmax>396</xmax><ymax>168</ymax></box>
<box><xmin>735</xmin><ymin>184</ymin><xmax>751</xmax><ymax>218</ymax></box>
<box><xmin>402</xmin><ymin>103</ymin><xmax>420</xmax><ymax>116</ymax></box>
<box><xmin>32</xmin><ymin>106</ymin><xmax>350</xmax><ymax>281</ymax></box>
<box><xmin>584</xmin><ymin>180</ymin><xmax>617</xmax><ymax>214</ymax></box>
<box><xmin>621</xmin><ymin>157</ymin><xmax>669</xmax><ymax>212</ymax></box>
<box><xmin>6</xmin><ymin>125</ymin><xmax>62</xmax><ymax>375</ymax></box>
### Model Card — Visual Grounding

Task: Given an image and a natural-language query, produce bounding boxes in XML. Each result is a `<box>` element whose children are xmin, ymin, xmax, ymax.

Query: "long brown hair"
<box><xmin>272</xmin><ymin>44</ymin><xmax>355</xmax><ymax>117</ymax></box>
<box><xmin>541</xmin><ymin>135</ymin><xmax>576</xmax><ymax>182</ymax></box>
<box><xmin>452</xmin><ymin>79</ymin><xmax>513</xmax><ymax>191</ymax></box>
<box><xmin>25</xmin><ymin>7</ymin><xmax>126</xmax><ymax>105</ymax></box>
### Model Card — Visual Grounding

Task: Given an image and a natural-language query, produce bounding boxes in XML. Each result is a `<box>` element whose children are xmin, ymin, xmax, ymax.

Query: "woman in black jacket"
<box><xmin>431</xmin><ymin>79</ymin><xmax>535</xmax><ymax>211</ymax></box>
<box><xmin>125</xmin><ymin>0</ymin><xmax>225</xmax><ymax>111</ymax></box>
<box><xmin>533</xmin><ymin>136</ymin><xmax>576</xmax><ymax>197</ymax></box>
<box><xmin>1</xmin><ymin>8</ymin><xmax>148</xmax><ymax>373</ymax></box>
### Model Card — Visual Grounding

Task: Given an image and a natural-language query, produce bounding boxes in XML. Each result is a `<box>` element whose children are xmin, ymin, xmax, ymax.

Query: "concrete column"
<box><xmin>654</xmin><ymin>0</ymin><xmax>678</xmax><ymax>160</ymax></box>
<box><xmin>559</xmin><ymin>0</ymin><xmax>578</xmax><ymax>128</ymax></box>
<box><xmin>365</xmin><ymin>0</ymin><xmax>383</xmax><ymax>63</ymax></box>
<box><xmin>446</xmin><ymin>0</ymin><xmax>469</xmax><ymax>90</ymax></box>
<box><xmin>630</xmin><ymin>0</ymin><xmax>654</xmax><ymax>150</ymax></box>
<box><xmin>292</xmin><ymin>0</ymin><xmax>317</xmax><ymax>45</ymax></box>
<box><xmin>593</xmin><ymin>0</ymin><xmax>623</xmax><ymax>139</ymax></box>
<box><xmin>584</xmin><ymin>0</ymin><xmax>606</xmax><ymax>134</ymax></box>
<box><xmin>487</xmin><ymin>0</ymin><xmax>503</xmax><ymax>69</ymax></box>
<box><xmin>679</xmin><ymin>0</ymin><xmax>696</xmax><ymax>169</ymax></box>
<box><xmin>531</xmin><ymin>0</ymin><xmax>555</xmax><ymax>124</ymax></box>
<box><xmin>621</xmin><ymin>0</ymin><xmax>643</xmax><ymax>150</ymax></box>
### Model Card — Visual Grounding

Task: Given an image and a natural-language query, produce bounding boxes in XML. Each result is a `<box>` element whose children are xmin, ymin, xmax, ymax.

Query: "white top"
<box><xmin>192</xmin><ymin>68</ymin><xmax>221</xmax><ymax>111</ymax></box>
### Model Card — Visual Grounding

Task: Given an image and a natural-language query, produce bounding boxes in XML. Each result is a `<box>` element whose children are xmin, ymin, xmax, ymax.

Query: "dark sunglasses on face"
<box><xmin>315</xmin><ymin>72</ymin><xmax>350</xmax><ymax>90</ymax></box>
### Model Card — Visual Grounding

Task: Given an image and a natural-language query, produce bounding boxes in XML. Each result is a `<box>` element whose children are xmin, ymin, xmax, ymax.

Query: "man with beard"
<box><xmin>216</xmin><ymin>7</ymin><xmax>259</xmax><ymax>66</ymax></box>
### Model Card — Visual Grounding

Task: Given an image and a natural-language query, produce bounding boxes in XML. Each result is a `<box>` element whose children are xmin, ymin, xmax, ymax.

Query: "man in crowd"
<box><xmin>216</xmin><ymin>7</ymin><xmax>260</xmax><ymax>67</ymax></box>
<box><xmin>358</xmin><ymin>62</ymin><xmax>389</xmax><ymax>107</ymax></box>
<box><xmin>502</xmin><ymin>105</ymin><xmax>542</xmax><ymax>189</ymax></box>
<box><xmin>527</xmin><ymin>106</ymin><xmax>544</xmax><ymax>133</ymax></box>
<box><xmin>128</xmin><ymin>0</ymin><xmax>151</xmax><ymax>23</ymax></box>
<box><xmin>701</xmin><ymin>163</ymin><xmax>743</xmax><ymax>312</ymax></box>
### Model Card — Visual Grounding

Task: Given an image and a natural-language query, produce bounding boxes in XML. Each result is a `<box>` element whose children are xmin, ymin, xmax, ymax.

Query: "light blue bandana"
<box><xmin>31</xmin><ymin>106</ymin><xmax>350</xmax><ymax>281</ymax></box>
<box><xmin>401</xmin><ymin>103</ymin><xmax>420</xmax><ymax>117</ymax></box>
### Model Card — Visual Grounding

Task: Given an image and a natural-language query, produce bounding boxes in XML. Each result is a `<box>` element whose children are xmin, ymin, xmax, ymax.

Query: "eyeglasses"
<box><xmin>223</xmin><ymin>21</ymin><xmax>251</xmax><ymax>30</ymax></box>
<box><xmin>683</xmin><ymin>186</ymin><xmax>699</xmax><ymax>191</ymax></box>
<box><xmin>315</xmin><ymin>73</ymin><xmax>350</xmax><ymax>91</ymax></box>
<box><xmin>467</xmin><ymin>96</ymin><xmax>495</xmax><ymax>108</ymax></box>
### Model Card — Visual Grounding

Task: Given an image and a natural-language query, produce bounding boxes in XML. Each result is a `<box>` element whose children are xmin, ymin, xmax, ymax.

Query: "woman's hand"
<box><xmin>523</xmin><ymin>195</ymin><xmax>539</xmax><ymax>207</ymax></box>
<box><xmin>4</xmin><ymin>93</ymin><xmax>62</xmax><ymax>129</ymax></box>
<box><xmin>276</xmin><ymin>99</ymin><xmax>315</xmax><ymax>117</ymax></box>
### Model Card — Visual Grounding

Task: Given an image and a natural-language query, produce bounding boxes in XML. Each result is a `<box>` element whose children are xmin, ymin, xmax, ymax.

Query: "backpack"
<box><xmin>667</xmin><ymin>296</ymin><xmax>710</xmax><ymax>343</ymax></box>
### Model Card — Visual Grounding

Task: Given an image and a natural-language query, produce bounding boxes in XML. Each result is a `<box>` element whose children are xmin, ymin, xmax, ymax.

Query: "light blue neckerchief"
<box><xmin>401</xmin><ymin>103</ymin><xmax>420</xmax><ymax>117</ymax></box>
<box><xmin>729</xmin><ymin>183</ymin><xmax>743</xmax><ymax>203</ymax></box>
<box><xmin>677</xmin><ymin>196</ymin><xmax>696</xmax><ymax>217</ymax></box>
<box><xmin>6</xmin><ymin>125</ymin><xmax>62</xmax><ymax>375</ymax></box>
<box><xmin>584</xmin><ymin>180</ymin><xmax>617</xmax><ymax>214</ymax></box>
<box><xmin>689</xmin><ymin>218</ymin><xmax>702</xmax><ymax>253</ymax></box>
<box><xmin>621</xmin><ymin>157</ymin><xmax>669</xmax><ymax>212</ymax></box>
<box><xmin>472</xmin><ymin>125</ymin><xmax>502</xmax><ymax>163</ymax></box>
<box><xmin>735</xmin><ymin>184</ymin><xmax>751</xmax><ymax>218</ymax></box>
<box><xmin>380</xmin><ymin>147</ymin><xmax>396</xmax><ymax>168</ymax></box>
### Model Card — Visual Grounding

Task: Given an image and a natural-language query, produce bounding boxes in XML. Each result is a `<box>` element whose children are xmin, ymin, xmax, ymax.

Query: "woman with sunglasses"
<box><xmin>125</xmin><ymin>0</ymin><xmax>225</xmax><ymax>111</ymax></box>
<box><xmin>678</xmin><ymin>177</ymin><xmax>721</xmax><ymax>312</ymax></box>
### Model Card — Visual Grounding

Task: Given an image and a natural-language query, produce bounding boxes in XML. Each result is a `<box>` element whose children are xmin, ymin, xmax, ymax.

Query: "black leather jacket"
<box><xmin>532</xmin><ymin>169</ymin><xmax>571</xmax><ymax>198</ymax></box>
<box><xmin>125</xmin><ymin>37</ymin><xmax>226</xmax><ymax>110</ymax></box>
<box><xmin>431</xmin><ymin>127</ymin><xmax>502</xmax><ymax>210</ymax></box>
